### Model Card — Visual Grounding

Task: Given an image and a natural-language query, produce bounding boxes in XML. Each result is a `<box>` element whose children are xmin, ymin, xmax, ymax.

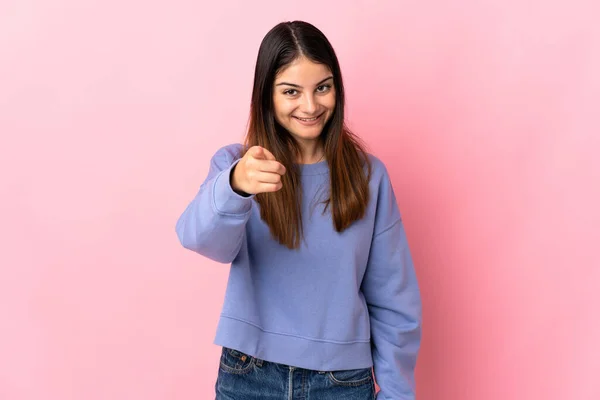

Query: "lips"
<box><xmin>293</xmin><ymin>113</ymin><xmax>323</xmax><ymax>126</ymax></box>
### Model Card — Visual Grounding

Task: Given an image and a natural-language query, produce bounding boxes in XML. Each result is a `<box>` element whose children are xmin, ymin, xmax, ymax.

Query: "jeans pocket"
<box><xmin>327</xmin><ymin>367</ymin><xmax>373</xmax><ymax>387</ymax></box>
<box><xmin>219</xmin><ymin>347</ymin><xmax>255</xmax><ymax>375</ymax></box>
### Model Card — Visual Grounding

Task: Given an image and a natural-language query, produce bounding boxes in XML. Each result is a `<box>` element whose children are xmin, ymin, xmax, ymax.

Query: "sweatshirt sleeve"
<box><xmin>361</xmin><ymin>171</ymin><xmax>422</xmax><ymax>400</ymax></box>
<box><xmin>175</xmin><ymin>145</ymin><xmax>255</xmax><ymax>263</ymax></box>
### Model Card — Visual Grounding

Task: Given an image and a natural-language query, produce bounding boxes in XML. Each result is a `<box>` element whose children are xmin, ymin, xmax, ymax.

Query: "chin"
<box><xmin>291</xmin><ymin>129</ymin><xmax>323</xmax><ymax>140</ymax></box>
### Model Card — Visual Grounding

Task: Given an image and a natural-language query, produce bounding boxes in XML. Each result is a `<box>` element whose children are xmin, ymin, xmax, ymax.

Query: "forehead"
<box><xmin>275</xmin><ymin>57</ymin><xmax>332</xmax><ymax>84</ymax></box>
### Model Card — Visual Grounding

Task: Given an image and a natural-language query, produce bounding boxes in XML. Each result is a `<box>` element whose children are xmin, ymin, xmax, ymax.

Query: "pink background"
<box><xmin>1</xmin><ymin>1</ymin><xmax>599</xmax><ymax>399</ymax></box>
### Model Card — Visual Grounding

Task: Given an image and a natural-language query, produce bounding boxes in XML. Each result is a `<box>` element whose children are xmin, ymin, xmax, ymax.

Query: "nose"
<box><xmin>300</xmin><ymin>93</ymin><xmax>318</xmax><ymax>115</ymax></box>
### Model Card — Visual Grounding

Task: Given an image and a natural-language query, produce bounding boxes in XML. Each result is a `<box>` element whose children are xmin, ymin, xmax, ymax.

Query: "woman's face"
<box><xmin>272</xmin><ymin>57</ymin><xmax>336</xmax><ymax>147</ymax></box>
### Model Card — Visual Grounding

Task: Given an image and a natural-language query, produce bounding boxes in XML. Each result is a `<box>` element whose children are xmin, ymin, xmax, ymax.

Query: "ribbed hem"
<box><xmin>213</xmin><ymin>315</ymin><xmax>373</xmax><ymax>371</ymax></box>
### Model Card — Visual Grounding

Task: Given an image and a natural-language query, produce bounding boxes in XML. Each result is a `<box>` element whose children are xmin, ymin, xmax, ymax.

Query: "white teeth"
<box><xmin>296</xmin><ymin>116</ymin><xmax>318</xmax><ymax>121</ymax></box>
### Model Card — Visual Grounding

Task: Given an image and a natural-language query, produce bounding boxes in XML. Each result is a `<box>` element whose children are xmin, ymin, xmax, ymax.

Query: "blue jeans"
<box><xmin>215</xmin><ymin>347</ymin><xmax>376</xmax><ymax>399</ymax></box>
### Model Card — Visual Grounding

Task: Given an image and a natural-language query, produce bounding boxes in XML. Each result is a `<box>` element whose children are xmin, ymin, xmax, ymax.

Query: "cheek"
<box><xmin>324</xmin><ymin>94</ymin><xmax>336</xmax><ymax>111</ymax></box>
<box><xmin>273</xmin><ymin>96</ymin><xmax>290</xmax><ymax>115</ymax></box>
<box><xmin>276</xmin><ymin>103</ymin><xmax>295</xmax><ymax>118</ymax></box>
<box><xmin>272</xmin><ymin>105</ymin><xmax>282</xmax><ymax>120</ymax></box>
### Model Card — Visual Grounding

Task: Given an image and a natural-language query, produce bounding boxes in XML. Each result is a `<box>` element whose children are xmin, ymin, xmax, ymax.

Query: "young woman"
<box><xmin>176</xmin><ymin>20</ymin><xmax>422</xmax><ymax>400</ymax></box>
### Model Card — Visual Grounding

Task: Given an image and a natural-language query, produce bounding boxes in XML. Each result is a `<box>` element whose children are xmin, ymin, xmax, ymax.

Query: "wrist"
<box><xmin>230</xmin><ymin>164</ymin><xmax>251</xmax><ymax>197</ymax></box>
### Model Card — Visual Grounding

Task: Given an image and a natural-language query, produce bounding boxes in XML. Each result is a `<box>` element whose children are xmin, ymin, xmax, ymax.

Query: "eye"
<box><xmin>316</xmin><ymin>84</ymin><xmax>332</xmax><ymax>93</ymax></box>
<box><xmin>283</xmin><ymin>89</ymin><xmax>298</xmax><ymax>96</ymax></box>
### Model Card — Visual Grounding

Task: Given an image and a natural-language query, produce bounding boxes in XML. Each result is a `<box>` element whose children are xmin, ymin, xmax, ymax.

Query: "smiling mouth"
<box><xmin>293</xmin><ymin>113</ymin><xmax>323</xmax><ymax>122</ymax></box>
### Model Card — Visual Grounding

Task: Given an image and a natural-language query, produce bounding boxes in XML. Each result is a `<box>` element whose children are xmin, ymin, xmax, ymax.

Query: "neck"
<box><xmin>296</xmin><ymin>141</ymin><xmax>325</xmax><ymax>164</ymax></box>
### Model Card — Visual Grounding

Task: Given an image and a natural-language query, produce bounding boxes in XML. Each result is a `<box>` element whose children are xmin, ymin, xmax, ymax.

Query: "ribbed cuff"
<box><xmin>212</xmin><ymin>159</ymin><xmax>255</xmax><ymax>215</ymax></box>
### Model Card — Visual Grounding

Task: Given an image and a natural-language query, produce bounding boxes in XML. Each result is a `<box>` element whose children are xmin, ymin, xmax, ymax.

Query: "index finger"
<box><xmin>257</xmin><ymin>159</ymin><xmax>286</xmax><ymax>175</ymax></box>
<box><xmin>261</xmin><ymin>147</ymin><xmax>277</xmax><ymax>161</ymax></box>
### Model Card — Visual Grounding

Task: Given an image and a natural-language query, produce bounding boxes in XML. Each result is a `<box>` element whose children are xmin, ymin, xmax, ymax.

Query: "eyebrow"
<box><xmin>275</xmin><ymin>76</ymin><xmax>334</xmax><ymax>88</ymax></box>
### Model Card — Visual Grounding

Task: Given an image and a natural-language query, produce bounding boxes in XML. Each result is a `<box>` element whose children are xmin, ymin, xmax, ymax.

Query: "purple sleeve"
<box><xmin>175</xmin><ymin>146</ymin><xmax>255</xmax><ymax>263</ymax></box>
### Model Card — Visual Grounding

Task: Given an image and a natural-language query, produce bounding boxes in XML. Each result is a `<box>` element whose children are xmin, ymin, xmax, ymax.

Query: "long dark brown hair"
<box><xmin>243</xmin><ymin>20</ymin><xmax>372</xmax><ymax>249</ymax></box>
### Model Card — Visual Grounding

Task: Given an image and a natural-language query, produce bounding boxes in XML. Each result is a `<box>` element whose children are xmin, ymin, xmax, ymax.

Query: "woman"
<box><xmin>176</xmin><ymin>20</ymin><xmax>422</xmax><ymax>400</ymax></box>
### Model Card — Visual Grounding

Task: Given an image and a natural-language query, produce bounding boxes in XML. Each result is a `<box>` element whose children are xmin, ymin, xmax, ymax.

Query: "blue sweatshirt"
<box><xmin>176</xmin><ymin>143</ymin><xmax>422</xmax><ymax>399</ymax></box>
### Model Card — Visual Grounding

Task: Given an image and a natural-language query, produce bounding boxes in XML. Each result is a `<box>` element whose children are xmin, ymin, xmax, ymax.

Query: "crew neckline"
<box><xmin>295</xmin><ymin>159</ymin><xmax>329</xmax><ymax>175</ymax></box>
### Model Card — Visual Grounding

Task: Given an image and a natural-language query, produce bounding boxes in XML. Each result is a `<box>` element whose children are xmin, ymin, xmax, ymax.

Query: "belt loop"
<box><xmin>255</xmin><ymin>358</ymin><xmax>263</xmax><ymax>367</ymax></box>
